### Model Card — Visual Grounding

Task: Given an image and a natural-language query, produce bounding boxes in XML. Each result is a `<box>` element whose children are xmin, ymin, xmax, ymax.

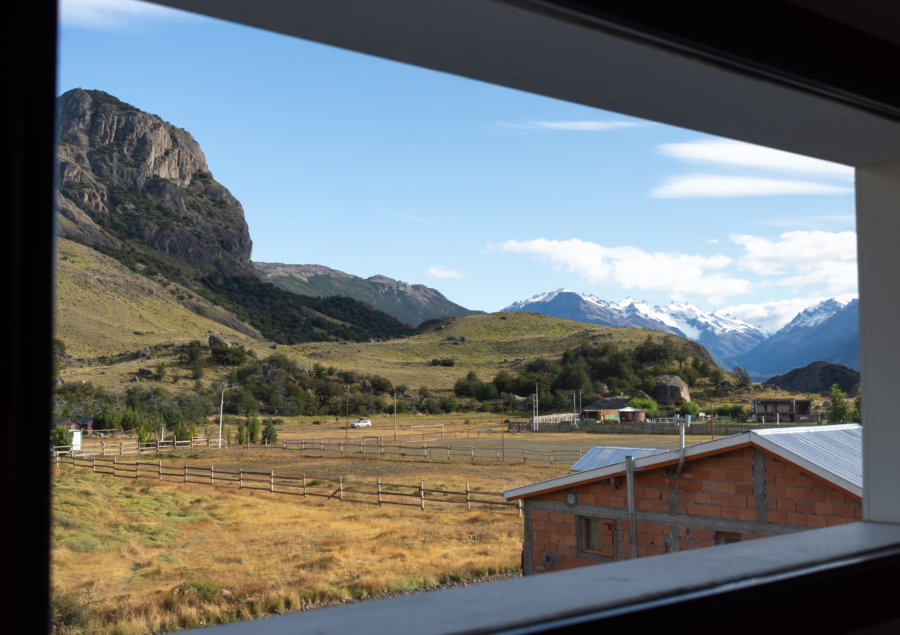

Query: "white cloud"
<box><xmin>497</xmin><ymin>120</ymin><xmax>647</xmax><ymax>132</ymax></box>
<box><xmin>61</xmin><ymin>0</ymin><xmax>194</xmax><ymax>30</ymax></box>
<box><xmin>755</xmin><ymin>214</ymin><xmax>856</xmax><ymax>228</ymax></box>
<box><xmin>731</xmin><ymin>230</ymin><xmax>858</xmax><ymax>295</ymax></box>
<box><xmin>718</xmin><ymin>298</ymin><xmax>831</xmax><ymax>334</ymax></box>
<box><xmin>658</xmin><ymin>139</ymin><xmax>853</xmax><ymax>179</ymax></box>
<box><xmin>495</xmin><ymin>238</ymin><xmax>751</xmax><ymax>299</ymax></box>
<box><xmin>651</xmin><ymin>174</ymin><xmax>853</xmax><ymax>198</ymax></box>
<box><xmin>427</xmin><ymin>266</ymin><xmax>462</xmax><ymax>279</ymax></box>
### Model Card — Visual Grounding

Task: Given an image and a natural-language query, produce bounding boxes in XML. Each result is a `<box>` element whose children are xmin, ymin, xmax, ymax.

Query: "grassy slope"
<box><xmin>55</xmin><ymin>238</ymin><xmax>262</xmax><ymax>358</ymax></box>
<box><xmin>293</xmin><ymin>313</ymin><xmax>700</xmax><ymax>390</ymax></box>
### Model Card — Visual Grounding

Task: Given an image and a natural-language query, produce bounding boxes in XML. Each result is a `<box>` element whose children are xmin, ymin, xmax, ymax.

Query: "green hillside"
<box><xmin>55</xmin><ymin>238</ymin><xmax>261</xmax><ymax>359</ymax></box>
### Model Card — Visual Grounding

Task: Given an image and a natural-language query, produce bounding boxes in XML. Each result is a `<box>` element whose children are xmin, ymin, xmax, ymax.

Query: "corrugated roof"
<box><xmin>753</xmin><ymin>424</ymin><xmax>862</xmax><ymax>490</ymax></box>
<box><xmin>504</xmin><ymin>424</ymin><xmax>863</xmax><ymax>501</ymax></box>
<box><xmin>570</xmin><ymin>446</ymin><xmax>667</xmax><ymax>472</ymax></box>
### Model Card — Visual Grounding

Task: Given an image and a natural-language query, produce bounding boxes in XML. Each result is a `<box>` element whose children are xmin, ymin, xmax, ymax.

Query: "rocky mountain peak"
<box><xmin>56</xmin><ymin>88</ymin><xmax>253</xmax><ymax>277</ymax></box>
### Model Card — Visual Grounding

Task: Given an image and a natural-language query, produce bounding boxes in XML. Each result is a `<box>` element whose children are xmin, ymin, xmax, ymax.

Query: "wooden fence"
<box><xmin>53</xmin><ymin>455</ymin><xmax>521</xmax><ymax>515</ymax></box>
<box><xmin>278</xmin><ymin>438</ymin><xmax>585</xmax><ymax>465</ymax></box>
<box><xmin>52</xmin><ymin>436</ymin><xmax>586</xmax><ymax>467</ymax></box>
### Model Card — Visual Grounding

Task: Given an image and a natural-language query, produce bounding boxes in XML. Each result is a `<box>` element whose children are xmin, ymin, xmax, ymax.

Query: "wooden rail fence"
<box><xmin>53</xmin><ymin>436</ymin><xmax>586</xmax><ymax>467</ymax></box>
<box><xmin>53</xmin><ymin>455</ymin><xmax>521</xmax><ymax>515</ymax></box>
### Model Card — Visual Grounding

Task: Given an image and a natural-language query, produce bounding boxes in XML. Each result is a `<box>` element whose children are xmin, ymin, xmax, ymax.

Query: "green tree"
<box><xmin>851</xmin><ymin>389</ymin><xmax>862</xmax><ymax>423</ymax></box>
<box><xmin>245</xmin><ymin>413</ymin><xmax>260</xmax><ymax>444</ymax></box>
<box><xmin>261</xmin><ymin>419</ymin><xmax>278</xmax><ymax>444</ymax></box>
<box><xmin>679</xmin><ymin>402</ymin><xmax>700</xmax><ymax>417</ymax></box>
<box><xmin>51</xmin><ymin>424</ymin><xmax>72</xmax><ymax>447</ymax></box>
<box><xmin>627</xmin><ymin>396</ymin><xmax>658</xmax><ymax>412</ymax></box>
<box><xmin>733</xmin><ymin>365</ymin><xmax>751</xmax><ymax>387</ymax></box>
<box><xmin>827</xmin><ymin>384</ymin><xmax>852</xmax><ymax>423</ymax></box>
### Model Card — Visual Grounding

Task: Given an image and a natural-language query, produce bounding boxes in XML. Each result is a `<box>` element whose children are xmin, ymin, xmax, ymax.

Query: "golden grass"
<box><xmin>55</xmin><ymin>239</ymin><xmax>260</xmax><ymax>359</ymax></box>
<box><xmin>51</xmin><ymin>448</ymin><xmax>563</xmax><ymax>634</ymax></box>
<box><xmin>52</xmin><ymin>416</ymin><xmax>743</xmax><ymax>633</ymax></box>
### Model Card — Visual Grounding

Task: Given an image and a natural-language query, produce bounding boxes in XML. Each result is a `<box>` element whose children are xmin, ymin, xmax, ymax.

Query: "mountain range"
<box><xmin>502</xmin><ymin>290</ymin><xmax>858</xmax><ymax>379</ymax></box>
<box><xmin>254</xmin><ymin>263</ymin><xmax>481</xmax><ymax>327</ymax></box>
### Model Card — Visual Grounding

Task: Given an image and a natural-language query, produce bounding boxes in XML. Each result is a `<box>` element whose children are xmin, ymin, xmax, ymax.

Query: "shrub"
<box><xmin>261</xmin><ymin>419</ymin><xmax>278</xmax><ymax>444</ymax></box>
<box><xmin>51</xmin><ymin>424</ymin><xmax>72</xmax><ymax>447</ymax></box>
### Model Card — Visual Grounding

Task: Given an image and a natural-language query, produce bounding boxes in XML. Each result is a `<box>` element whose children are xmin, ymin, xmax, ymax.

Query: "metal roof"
<box><xmin>504</xmin><ymin>424</ymin><xmax>863</xmax><ymax>501</ymax></box>
<box><xmin>753</xmin><ymin>424</ymin><xmax>862</xmax><ymax>491</ymax></box>
<box><xmin>570</xmin><ymin>446</ymin><xmax>667</xmax><ymax>472</ymax></box>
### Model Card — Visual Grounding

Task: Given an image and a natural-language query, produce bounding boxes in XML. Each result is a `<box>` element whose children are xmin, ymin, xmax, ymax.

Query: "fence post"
<box><xmin>207</xmin><ymin>437</ymin><xmax>211</xmax><ymax>449</ymax></box>
<box><xmin>523</xmin><ymin>447</ymin><xmax>527</xmax><ymax>463</ymax></box>
<box><xmin>302</xmin><ymin>474</ymin><xmax>306</xmax><ymax>497</ymax></box>
<box><xmin>447</xmin><ymin>446</ymin><xmax>450</xmax><ymax>462</ymax></box>
<box><xmin>550</xmin><ymin>450</ymin><xmax>554</xmax><ymax>465</ymax></box>
<box><xmin>134</xmin><ymin>462</ymin><xmax>138</xmax><ymax>479</ymax></box>
<box><xmin>183</xmin><ymin>463</ymin><xmax>187</xmax><ymax>484</ymax></box>
<box><xmin>339</xmin><ymin>476</ymin><xmax>344</xmax><ymax>501</ymax></box>
<box><xmin>156</xmin><ymin>438</ymin><xmax>160</xmax><ymax>453</ymax></box>
<box><xmin>471</xmin><ymin>447</ymin><xmax>475</xmax><ymax>464</ymax></box>
<box><xmin>211</xmin><ymin>465</ymin><xmax>214</xmax><ymax>486</ymax></box>
<box><xmin>377</xmin><ymin>478</ymin><xmax>382</xmax><ymax>506</ymax></box>
<box><xmin>113</xmin><ymin>457</ymin><xmax>117</xmax><ymax>477</ymax></box>
<box><xmin>401</xmin><ymin>442</ymin><xmax>405</xmax><ymax>457</ymax></box>
<box><xmin>423</xmin><ymin>441</ymin><xmax>427</xmax><ymax>459</ymax></box>
<box><xmin>466</xmin><ymin>481</ymin><xmax>471</xmax><ymax>511</ymax></box>
<box><xmin>159</xmin><ymin>460</ymin><xmax>162</xmax><ymax>481</ymax></box>
<box><xmin>420</xmin><ymin>481</ymin><xmax>425</xmax><ymax>511</ymax></box>
<box><xmin>92</xmin><ymin>457</ymin><xmax>96</xmax><ymax>473</ymax></box>
<box><xmin>119</xmin><ymin>442</ymin><xmax>123</xmax><ymax>456</ymax></box>
<box><xmin>270</xmin><ymin>470</ymin><xmax>274</xmax><ymax>493</ymax></box>
<box><xmin>239</xmin><ymin>468</ymin><xmax>243</xmax><ymax>489</ymax></box>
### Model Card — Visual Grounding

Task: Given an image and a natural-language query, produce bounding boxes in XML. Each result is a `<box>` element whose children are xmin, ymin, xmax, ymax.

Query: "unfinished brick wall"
<box><xmin>524</xmin><ymin>446</ymin><xmax>862</xmax><ymax>575</ymax></box>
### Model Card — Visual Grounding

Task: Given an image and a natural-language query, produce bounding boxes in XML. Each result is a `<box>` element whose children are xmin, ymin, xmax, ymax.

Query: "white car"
<box><xmin>350</xmin><ymin>417</ymin><xmax>372</xmax><ymax>428</ymax></box>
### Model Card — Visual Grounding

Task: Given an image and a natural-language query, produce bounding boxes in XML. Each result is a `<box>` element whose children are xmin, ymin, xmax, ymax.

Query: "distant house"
<box><xmin>52</xmin><ymin>417</ymin><xmax>79</xmax><ymax>432</ymax></box>
<box><xmin>504</xmin><ymin>424</ymin><xmax>862</xmax><ymax>575</ymax></box>
<box><xmin>582</xmin><ymin>397</ymin><xmax>629</xmax><ymax>421</ymax></box>
<box><xmin>751</xmin><ymin>398</ymin><xmax>814</xmax><ymax>423</ymax></box>
<box><xmin>77</xmin><ymin>416</ymin><xmax>95</xmax><ymax>434</ymax></box>
<box><xmin>618</xmin><ymin>407</ymin><xmax>645</xmax><ymax>423</ymax></box>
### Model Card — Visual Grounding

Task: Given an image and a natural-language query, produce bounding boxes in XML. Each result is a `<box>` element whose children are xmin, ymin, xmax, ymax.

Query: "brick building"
<box><xmin>504</xmin><ymin>424</ymin><xmax>861</xmax><ymax>575</ymax></box>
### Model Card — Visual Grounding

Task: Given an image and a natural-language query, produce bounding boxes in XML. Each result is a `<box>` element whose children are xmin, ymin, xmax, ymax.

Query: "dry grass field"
<box><xmin>51</xmin><ymin>425</ymin><xmax>679</xmax><ymax>633</ymax></box>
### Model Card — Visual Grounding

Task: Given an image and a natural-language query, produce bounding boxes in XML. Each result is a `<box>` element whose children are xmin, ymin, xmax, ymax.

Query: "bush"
<box><xmin>51</xmin><ymin>424</ymin><xmax>72</xmax><ymax>447</ymax></box>
<box><xmin>679</xmin><ymin>402</ymin><xmax>700</xmax><ymax>417</ymax></box>
<box><xmin>262</xmin><ymin>419</ymin><xmax>278</xmax><ymax>444</ymax></box>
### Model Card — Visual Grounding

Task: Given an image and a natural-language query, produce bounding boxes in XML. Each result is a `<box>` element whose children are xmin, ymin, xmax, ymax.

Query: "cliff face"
<box><xmin>56</xmin><ymin>88</ymin><xmax>253</xmax><ymax>276</ymax></box>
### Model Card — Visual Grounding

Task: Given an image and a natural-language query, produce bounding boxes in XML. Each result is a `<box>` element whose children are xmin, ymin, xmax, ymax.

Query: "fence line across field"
<box><xmin>53</xmin><ymin>455</ymin><xmax>521</xmax><ymax>515</ymax></box>
<box><xmin>55</xmin><ymin>435</ymin><xmax>587</xmax><ymax>466</ymax></box>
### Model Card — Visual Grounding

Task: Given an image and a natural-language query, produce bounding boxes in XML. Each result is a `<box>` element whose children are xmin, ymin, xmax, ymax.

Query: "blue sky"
<box><xmin>57</xmin><ymin>0</ymin><xmax>858</xmax><ymax>332</ymax></box>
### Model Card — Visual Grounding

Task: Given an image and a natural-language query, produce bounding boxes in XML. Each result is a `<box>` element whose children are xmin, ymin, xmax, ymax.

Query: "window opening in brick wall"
<box><xmin>581</xmin><ymin>517</ymin><xmax>615</xmax><ymax>558</ymax></box>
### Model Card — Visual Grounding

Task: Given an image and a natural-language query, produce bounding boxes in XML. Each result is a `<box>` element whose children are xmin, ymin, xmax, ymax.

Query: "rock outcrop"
<box><xmin>56</xmin><ymin>88</ymin><xmax>252</xmax><ymax>277</ymax></box>
<box><xmin>654</xmin><ymin>375</ymin><xmax>691</xmax><ymax>404</ymax></box>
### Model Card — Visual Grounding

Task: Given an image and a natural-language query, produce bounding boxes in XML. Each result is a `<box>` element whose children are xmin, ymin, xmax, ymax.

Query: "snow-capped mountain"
<box><xmin>501</xmin><ymin>291</ymin><xmax>860</xmax><ymax>378</ymax></box>
<box><xmin>501</xmin><ymin>290</ymin><xmax>766</xmax><ymax>367</ymax></box>
<box><xmin>734</xmin><ymin>298</ymin><xmax>859</xmax><ymax>379</ymax></box>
